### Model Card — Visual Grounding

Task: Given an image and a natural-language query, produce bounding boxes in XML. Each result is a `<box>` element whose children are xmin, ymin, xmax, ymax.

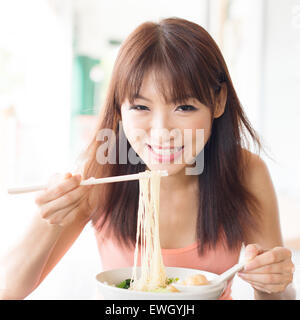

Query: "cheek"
<box><xmin>120</xmin><ymin>116</ymin><xmax>132</xmax><ymax>142</ymax></box>
<box><xmin>184</xmin><ymin>115</ymin><xmax>212</xmax><ymax>155</ymax></box>
<box><xmin>185</xmin><ymin>114</ymin><xmax>212</xmax><ymax>137</ymax></box>
<box><xmin>198</xmin><ymin>118</ymin><xmax>212</xmax><ymax>143</ymax></box>
<box><xmin>121</xmin><ymin>116</ymin><xmax>148</xmax><ymax>151</ymax></box>
<box><xmin>121</xmin><ymin>110</ymin><xmax>134</xmax><ymax>141</ymax></box>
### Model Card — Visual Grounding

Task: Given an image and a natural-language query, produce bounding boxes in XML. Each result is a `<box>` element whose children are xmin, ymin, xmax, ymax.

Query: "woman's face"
<box><xmin>120</xmin><ymin>72</ymin><xmax>213</xmax><ymax>176</ymax></box>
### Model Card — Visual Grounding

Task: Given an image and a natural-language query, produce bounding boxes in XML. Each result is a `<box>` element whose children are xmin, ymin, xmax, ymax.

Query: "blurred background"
<box><xmin>0</xmin><ymin>0</ymin><xmax>299</xmax><ymax>299</ymax></box>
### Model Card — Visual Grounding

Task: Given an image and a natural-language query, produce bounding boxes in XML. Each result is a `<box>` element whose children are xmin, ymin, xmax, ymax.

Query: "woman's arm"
<box><xmin>0</xmin><ymin>212</ymin><xmax>87</xmax><ymax>299</ymax></box>
<box><xmin>239</xmin><ymin>152</ymin><xmax>296</xmax><ymax>300</ymax></box>
<box><xmin>0</xmin><ymin>173</ymin><xmax>93</xmax><ymax>299</ymax></box>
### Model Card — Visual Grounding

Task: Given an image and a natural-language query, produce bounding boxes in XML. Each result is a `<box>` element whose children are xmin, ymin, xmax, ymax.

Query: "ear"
<box><xmin>214</xmin><ymin>83</ymin><xmax>227</xmax><ymax>119</ymax></box>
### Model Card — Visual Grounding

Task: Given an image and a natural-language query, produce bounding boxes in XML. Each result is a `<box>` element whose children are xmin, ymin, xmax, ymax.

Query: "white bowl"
<box><xmin>96</xmin><ymin>266</ymin><xmax>226</xmax><ymax>300</ymax></box>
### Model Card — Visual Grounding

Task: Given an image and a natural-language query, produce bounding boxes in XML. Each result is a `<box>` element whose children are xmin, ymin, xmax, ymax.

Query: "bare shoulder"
<box><xmin>241</xmin><ymin>149</ymin><xmax>270</xmax><ymax>190</ymax></box>
<box><xmin>241</xmin><ymin>149</ymin><xmax>284</xmax><ymax>248</ymax></box>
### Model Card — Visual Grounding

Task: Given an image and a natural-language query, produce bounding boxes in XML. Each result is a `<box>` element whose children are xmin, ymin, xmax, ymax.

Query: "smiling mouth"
<box><xmin>146</xmin><ymin>144</ymin><xmax>184</xmax><ymax>161</ymax></box>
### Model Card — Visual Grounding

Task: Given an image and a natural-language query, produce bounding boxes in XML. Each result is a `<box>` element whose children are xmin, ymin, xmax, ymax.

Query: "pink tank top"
<box><xmin>94</xmin><ymin>223</ymin><xmax>242</xmax><ymax>300</ymax></box>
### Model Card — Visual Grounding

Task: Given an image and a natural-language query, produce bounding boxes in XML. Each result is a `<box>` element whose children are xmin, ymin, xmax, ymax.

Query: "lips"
<box><xmin>150</xmin><ymin>145</ymin><xmax>183</xmax><ymax>155</ymax></box>
<box><xmin>146</xmin><ymin>144</ymin><xmax>184</xmax><ymax>162</ymax></box>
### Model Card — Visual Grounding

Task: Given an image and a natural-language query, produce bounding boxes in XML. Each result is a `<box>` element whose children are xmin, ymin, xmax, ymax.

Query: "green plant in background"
<box><xmin>69</xmin><ymin>54</ymin><xmax>103</xmax><ymax>165</ymax></box>
<box><xmin>72</xmin><ymin>54</ymin><xmax>101</xmax><ymax>116</ymax></box>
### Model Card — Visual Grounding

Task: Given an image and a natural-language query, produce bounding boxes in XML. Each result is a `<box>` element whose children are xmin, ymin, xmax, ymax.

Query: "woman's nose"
<box><xmin>150</xmin><ymin>113</ymin><xmax>169</xmax><ymax>130</ymax></box>
<box><xmin>149</xmin><ymin>114</ymin><xmax>174</xmax><ymax>145</ymax></box>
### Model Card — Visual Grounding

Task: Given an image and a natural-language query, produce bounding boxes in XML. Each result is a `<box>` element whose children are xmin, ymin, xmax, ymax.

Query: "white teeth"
<box><xmin>150</xmin><ymin>146</ymin><xmax>182</xmax><ymax>155</ymax></box>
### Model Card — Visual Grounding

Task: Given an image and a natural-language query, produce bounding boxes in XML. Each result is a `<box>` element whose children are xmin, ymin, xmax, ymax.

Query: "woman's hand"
<box><xmin>34</xmin><ymin>172</ymin><xmax>94</xmax><ymax>227</ymax></box>
<box><xmin>238</xmin><ymin>244</ymin><xmax>295</xmax><ymax>294</ymax></box>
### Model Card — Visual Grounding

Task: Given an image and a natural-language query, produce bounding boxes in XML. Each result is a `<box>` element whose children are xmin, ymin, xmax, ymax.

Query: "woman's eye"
<box><xmin>129</xmin><ymin>105</ymin><xmax>149</xmax><ymax>111</ymax></box>
<box><xmin>176</xmin><ymin>105</ymin><xmax>197</xmax><ymax>112</ymax></box>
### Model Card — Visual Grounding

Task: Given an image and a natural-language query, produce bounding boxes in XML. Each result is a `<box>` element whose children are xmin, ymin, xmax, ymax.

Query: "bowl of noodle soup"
<box><xmin>95</xmin><ymin>171</ymin><xmax>226</xmax><ymax>300</ymax></box>
<box><xmin>96</xmin><ymin>266</ymin><xmax>226</xmax><ymax>300</ymax></box>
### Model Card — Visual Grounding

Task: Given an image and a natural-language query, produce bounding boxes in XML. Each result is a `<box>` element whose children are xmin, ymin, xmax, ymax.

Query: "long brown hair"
<box><xmin>80</xmin><ymin>17</ymin><xmax>262</xmax><ymax>255</ymax></box>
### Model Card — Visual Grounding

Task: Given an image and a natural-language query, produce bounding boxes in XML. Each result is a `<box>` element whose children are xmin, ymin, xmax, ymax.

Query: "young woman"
<box><xmin>0</xmin><ymin>17</ymin><xmax>295</xmax><ymax>300</ymax></box>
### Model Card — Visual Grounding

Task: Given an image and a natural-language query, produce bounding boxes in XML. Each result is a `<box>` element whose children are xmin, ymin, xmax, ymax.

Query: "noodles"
<box><xmin>130</xmin><ymin>170</ymin><xmax>168</xmax><ymax>291</ymax></box>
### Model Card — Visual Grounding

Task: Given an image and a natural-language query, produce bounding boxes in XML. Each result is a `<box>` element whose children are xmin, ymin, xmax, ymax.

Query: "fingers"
<box><xmin>244</xmin><ymin>243</ymin><xmax>266</xmax><ymax>262</ymax></box>
<box><xmin>240</xmin><ymin>259</ymin><xmax>295</xmax><ymax>274</ymax></box>
<box><xmin>244</xmin><ymin>247</ymin><xmax>292</xmax><ymax>271</ymax></box>
<box><xmin>45</xmin><ymin>195</ymin><xmax>85</xmax><ymax>226</ymax></box>
<box><xmin>238</xmin><ymin>271</ymin><xmax>293</xmax><ymax>285</ymax></box>
<box><xmin>238</xmin><ymin>245</ymin><xmax>294</xmax><ymax>295</ymax></box>
<box><xmin>250</xmin><ymin>284</ymin><xmax>272</xmax><ymax>294</ymax></box>
<box><xmin>35</xmin><ymin>173</ymin><xmax>82</xmax><ymax>204</ymax></box>
<box><xmin>64</xmin><ymin>172</ymin><xmax>73</xmax><ymax>179</ymax></box>
<box><xmin>48</xmin><ymin>172</ymin><xmax>72</xmax><ymax>187</ymax></box>
<box><xmin>58</xmin><ymin>200</ymin><xmax>84</xmax><ymax>227</ymax></box>
<box><xmin>246</xmin><ymin>281</ymin><xmax>278</xmax><ymax>294</ymax></box>
<box><xmin>39</xmin><ymin>184</ymin><xmax>89</xmax><ymax>219</ymax></box>
<box><xmin>245</xmin><ymin>279</ymin><xmax>290</xmax><ymax>294</ymax></box>
<box><xmin>34</xmin><ymin>171</ymin><xmax>93</xmax><ymax>227</ymax></box>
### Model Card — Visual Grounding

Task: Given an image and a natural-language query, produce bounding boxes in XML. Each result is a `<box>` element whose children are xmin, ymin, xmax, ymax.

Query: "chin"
<box><xmin>144</xmin><ymin>162</ymin><xmax>187</xmax><ymax>177</ymax></box>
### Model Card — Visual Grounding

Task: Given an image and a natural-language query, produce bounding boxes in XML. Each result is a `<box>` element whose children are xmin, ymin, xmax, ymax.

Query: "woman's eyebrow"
<box><xmin>133</xmin><ymin>94</ymin><xmax>153</xmax><ymax>102</ymax></box>
<box><xmin>132</xmin><ymin>94</ymin><xmax>198</xmax><ymax>104</ymax></box>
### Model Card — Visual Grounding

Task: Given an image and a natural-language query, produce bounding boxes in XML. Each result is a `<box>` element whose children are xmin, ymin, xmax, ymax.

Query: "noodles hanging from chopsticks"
<box><xmin>130</xmin><ymin>170</ymin><xmax>168</xmax><ymax>291</ymax></box>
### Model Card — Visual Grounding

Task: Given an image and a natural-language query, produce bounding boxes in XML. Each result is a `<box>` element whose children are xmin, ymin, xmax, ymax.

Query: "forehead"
<box><xmin>127</xmin><ymin>70</ymin><xmax>196</xmax><ymax>105</ymax></box>
<box><xmin>138</xmin><ymin>72</ymin><xmax>159</xmax><ymax>94</ymax></box>
<box><xmin>137</xmin><ymin>72</ymin><xmax>165</xmax><ymax>102</ymax></box>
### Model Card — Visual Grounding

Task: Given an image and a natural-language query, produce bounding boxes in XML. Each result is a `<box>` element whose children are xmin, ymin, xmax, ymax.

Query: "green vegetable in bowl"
<box><xmin>116</xmin><ymin>279</ymin><xmax>131</xmax><ymax>289</ymax></box>
<box><xmin>116</xmin><ymin>277</ymin><xmax>179</xmax><ymax>290</ymax></box>
<box><xmin>166</xmin><ymin>277</ymin><xmax>179</xmax><ymax>285</ymax></box>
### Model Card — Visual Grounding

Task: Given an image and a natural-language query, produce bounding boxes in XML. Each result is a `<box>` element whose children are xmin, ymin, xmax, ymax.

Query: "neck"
<box><xmin>158</xmin><ymin>167</ymin><xmax>200</xmax><ymax>224</ymax></box>
<box><xmin>160</xmin><ymin>167</ymin><xmax>199</xmax><ymax>193</ymax></box>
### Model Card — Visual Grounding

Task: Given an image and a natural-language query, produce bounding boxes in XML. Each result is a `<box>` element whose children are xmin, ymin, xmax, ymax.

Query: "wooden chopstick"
<box><xmin>7</xmin><ymin>170</ymin><xmax>168</xmax><ymax>194</ymax></box>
